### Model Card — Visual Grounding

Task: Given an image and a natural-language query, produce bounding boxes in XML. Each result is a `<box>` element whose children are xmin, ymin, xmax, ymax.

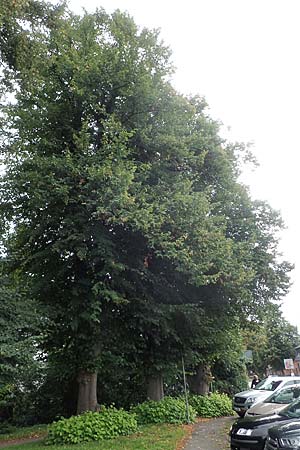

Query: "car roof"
<box><xmin>267</xmin><ymin>376</ymin><xmax>300</xmax><ymax>380</ymax></box>
<box><xmin>282</xmin><ymin>376</ymin><xmax>300</xmax><ymax>380</ymax></box>
<box><xmin>278</xmin><ymin>383</ymin><xmax>300</xmax><ymax>389</ymax></box>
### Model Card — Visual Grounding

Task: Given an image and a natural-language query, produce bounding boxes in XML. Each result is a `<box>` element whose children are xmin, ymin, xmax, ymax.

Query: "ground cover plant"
<box><xmin>132</xmin><ymin>396</ymin><xmax>196</xmax><ymax>425</ymax></box>
<box><xmin>189</xmin><ymin>392</ymin><xmax>234</xmax><ymax>418</ymax></box>
<box><xmin>47</xmin><ymin>408</ymin><xmax>137</xmax><ymax>445</ymax></box>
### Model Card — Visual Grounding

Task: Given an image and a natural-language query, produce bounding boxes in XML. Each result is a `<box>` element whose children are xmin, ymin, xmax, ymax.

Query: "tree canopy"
<box><xmin>0</xmin><ymin>0</ymin><xmax>295</xmax><ymax>415</ymax></box>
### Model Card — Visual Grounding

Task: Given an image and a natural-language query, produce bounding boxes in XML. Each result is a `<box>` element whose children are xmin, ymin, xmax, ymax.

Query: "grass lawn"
<box><xmin>0</xmin><ymin>423</ymin><xmax>191</xmax><ymax>450</ymax></box>
<box><xmin>0</xmin><ymin>424</ymin><xmax>48</xmax><ymax>442</ymax></box>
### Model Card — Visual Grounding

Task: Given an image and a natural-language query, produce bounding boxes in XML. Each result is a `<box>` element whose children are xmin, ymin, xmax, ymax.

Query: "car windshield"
<box><xmin>254</xmin><ymin>378</ymin><xmax>282</xmax><ymax>391</ymax></box>
<box><xmin>279</xmin><ymin>398</ymin><xmax>300</xmax><ymax>418</ymax></box>
<box><xmin>266</xmin><ymin>386</ymin><xmax>300</xmax><ymax>404</ymax></box>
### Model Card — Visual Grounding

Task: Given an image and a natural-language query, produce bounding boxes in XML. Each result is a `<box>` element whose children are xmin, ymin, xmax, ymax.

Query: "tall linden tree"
<box><xmin>0</xmin><ymin>0</ymin><xmax>292</xmax><ymax>411</ymax></box>
<box><xmin>0</xmin><ymin>1</ymin><xmax>228</xmax><ymax>411</ymax></box>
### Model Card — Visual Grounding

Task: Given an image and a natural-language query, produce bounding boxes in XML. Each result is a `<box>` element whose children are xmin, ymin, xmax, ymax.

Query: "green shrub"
<box><xmin>132</xmin><ymin>396</ymin><xmax>196</xmax><ymax>425</ymax></box>
<box><xmin>46</xmin><ymin>407</ymin><xmax>137</xmax><ymax>445</ymax></box>
<box><xmin>213</xmin><ymin>378</ymin><xmax>248</xmax><ymax>396</ymax></box>
<box><xmin>0</xmin><ymin>422</ymin><xmax>16</xmax><ymax>435</ymax></box>
<box><xmin>212</xmin><ymin>352</ymin><xmax>249</xmax><ymax>396</ymax></box>
<box><xmin>189</xmin><ymin>392</ymin><xmax>234</xmax><ymax>418</ymax></box>
<box><xmin>0</xmin><ymin>385</ymin><xmax>15</xmax><ymax>421</ymax></box>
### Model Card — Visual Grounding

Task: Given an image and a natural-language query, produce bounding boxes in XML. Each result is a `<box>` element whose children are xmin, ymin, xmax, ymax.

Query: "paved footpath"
<box><xmin>183</xmin><ymin>416</ymin><xmax>236</xmax><ymax>450</ymax></box>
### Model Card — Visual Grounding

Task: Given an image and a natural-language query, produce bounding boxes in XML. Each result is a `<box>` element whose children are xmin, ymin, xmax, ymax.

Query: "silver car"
<box><xmin>233</xmin><ymin>376</ymin><xmax>300</xmax><ymax>417</ymax></box>
<box><xmin>245</xmin><ymin>383</ymin><xmax>300</xmax><ymax>416</ymax></box>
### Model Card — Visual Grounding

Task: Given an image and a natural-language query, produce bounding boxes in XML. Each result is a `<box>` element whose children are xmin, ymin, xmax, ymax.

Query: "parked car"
<box><xmin>245</xmin><ymin>384</ymin><xmax>300</xmax><ymax>417</ymax></box>
<box><xmin>229</xmin><ymin>396</ymin><xmax>300</xmax><ymax>450</ymax></box>
<box><xmin>266</xmin><ymin>421</ymin><xmax>300</xmax><ymax>449</ymax></box>
<box><xmin>233</xmin><ymin>376</ymin><xmax>300</xmax><ymax>417</ymax></box>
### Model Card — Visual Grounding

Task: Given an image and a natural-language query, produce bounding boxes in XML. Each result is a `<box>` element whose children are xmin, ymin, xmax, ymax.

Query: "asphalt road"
<box><xmin>183</xmin><ymin>416</ymin><xmax>236</xmax><ymax>450</ymax></box>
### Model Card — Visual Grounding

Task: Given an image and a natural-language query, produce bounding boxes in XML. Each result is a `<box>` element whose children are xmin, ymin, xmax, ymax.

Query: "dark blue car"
<box><xmin>266</xmin><ymin>422</ymin><xmax>300</xmax><ymax>449</ymax></box>
<box><xmin>230</xmin><ymin>396</ymin><xmax>300</xmax><ymax>449</ymax></box>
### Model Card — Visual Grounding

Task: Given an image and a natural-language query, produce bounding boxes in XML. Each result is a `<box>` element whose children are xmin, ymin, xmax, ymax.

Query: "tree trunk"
<box><xmin>146</xmin><ymin>374</ymin><xmax>164</xmax><ymax>401</ymax></box>
<box><xmin>77</xmin><ymin>370</ymin><xmax>99</xmax><ymax>414</ymax></box>
<box><xmin>188</xmin><ymin>364</ymin><xmax>213</xmax><ymax>395</ymax></box>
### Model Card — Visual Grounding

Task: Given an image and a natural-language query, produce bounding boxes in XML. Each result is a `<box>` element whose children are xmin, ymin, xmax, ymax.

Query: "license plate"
<box><xmin>237</xmin><ymin>428</ymin><xmax>252</xmax><ymax>436</ymax></box>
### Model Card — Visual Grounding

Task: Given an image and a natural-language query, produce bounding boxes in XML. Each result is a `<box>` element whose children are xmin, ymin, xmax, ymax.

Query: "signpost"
<box><xmin>284</xmin><ymin>358</ymin><xmax>294</xmax><ymax>375</ymax></box>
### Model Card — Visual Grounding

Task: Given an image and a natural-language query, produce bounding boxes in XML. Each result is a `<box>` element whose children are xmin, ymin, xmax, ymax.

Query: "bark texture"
<box><xmin>77</xmin><ymin>370</ymin><xmax>99</xmax><ymax>414</ymax></box>
<box><xmin>146</xmin><ymin>374</ymin><xmax>164</xmax><ymax>401</ymax></box>
<box><xmin>188</xmin><ymin>364</ymin><xmax>213</xmax><ymax>395</ymax></box>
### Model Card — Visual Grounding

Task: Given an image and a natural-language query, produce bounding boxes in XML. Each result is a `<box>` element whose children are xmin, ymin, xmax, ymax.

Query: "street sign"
<box><xmin>284</xmin><ymin>358</ymin><xmax>294</xmax><ymax>370</ymax></box>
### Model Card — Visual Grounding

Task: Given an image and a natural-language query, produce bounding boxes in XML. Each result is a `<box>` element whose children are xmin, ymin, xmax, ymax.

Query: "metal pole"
<box><xmin>182</xmin><ymin>355</ymin><xmax>190</xmax><ymax>424</ymax></box>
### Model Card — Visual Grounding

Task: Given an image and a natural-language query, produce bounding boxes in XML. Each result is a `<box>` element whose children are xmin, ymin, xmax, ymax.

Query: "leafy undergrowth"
<box><xmin>189</xmin><ymin>392</ymin><xmax>234</xmax><ymax>418</ymax></box>
<box><xmin>0</xmin><ymin>424</ymin><xmax>47</xmax><ymax>441</ymax></box>
<box><xmin>47</xmin><ymin>408</ymin><xmax>138</xmax><ymax>444</ymax></box>
<box><xmin>0</xmin><ymin>423</ymin><xmax>189</xmax><ymax>450</ymax></box>
<box><xmin>132</xmin><ymin>396</ymin><xmax>197</xmax><ymax>425</ymax></box>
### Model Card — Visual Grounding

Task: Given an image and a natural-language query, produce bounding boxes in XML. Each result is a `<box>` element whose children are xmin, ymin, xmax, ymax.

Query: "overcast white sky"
<box><xmin>68</xmin><ymin>0</ymin><xmax>300</xmax><ymax>329</ymax></box>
